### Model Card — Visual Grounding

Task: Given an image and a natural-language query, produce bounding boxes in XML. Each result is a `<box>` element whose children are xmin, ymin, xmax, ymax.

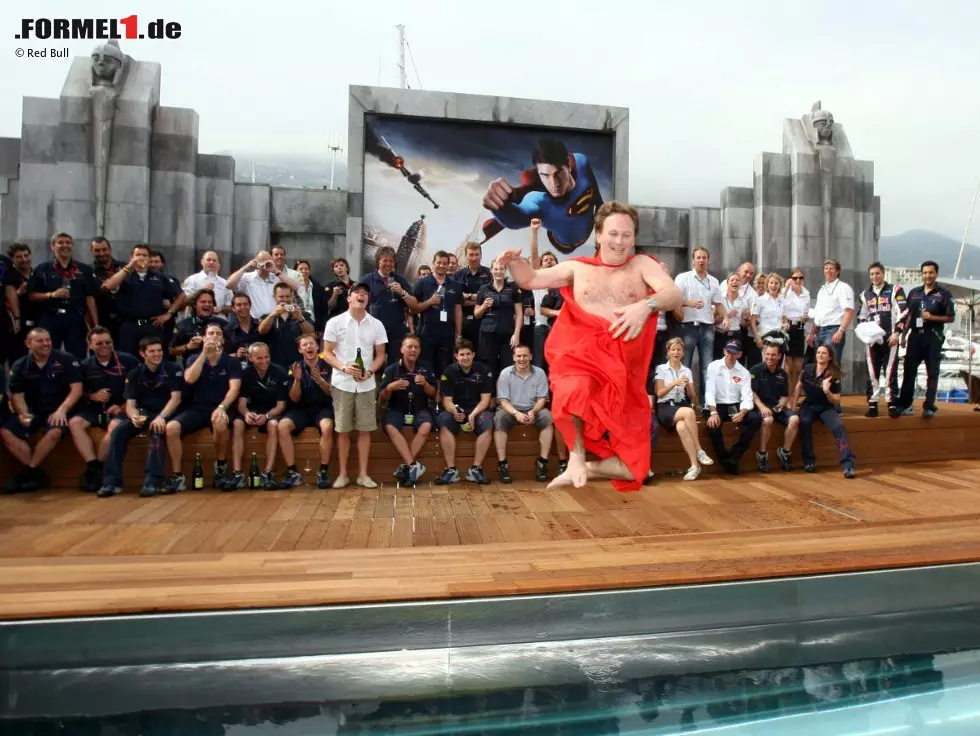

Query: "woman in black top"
<box><xmin>474</xmin><ymin>259</ymin><xmax>522</xmax><ymax>381</ymax></box>
<box><xmin>791</xmin><ymin>344</ymin><xmax>856</xmax><ymax>478</ymax></box>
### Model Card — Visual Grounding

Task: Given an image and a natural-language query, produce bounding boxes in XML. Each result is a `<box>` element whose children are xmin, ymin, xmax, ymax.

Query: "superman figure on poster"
<box><xmin>481</xmin><ymin>138</ymin><xmax>604</xmax><ymax>254</ymax></box>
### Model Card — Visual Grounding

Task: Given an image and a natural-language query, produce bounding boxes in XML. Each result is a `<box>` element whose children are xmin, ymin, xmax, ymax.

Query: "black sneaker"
<box><xmin>161</xmin><ymin>473</ymin><xmax>186</xmax><ymax>495</ymax></box>
<box><xmin>888</xmin><ymin>406</ymin><xmax>903</xmax><ymax>419</ymax></box>
<box><xmin>79</xmin><ymin>465</ymin><xmax>97</xmax><ymax>492</ymax></box>
<box><xmin>865</xmin><ymin>405</ymin><xmax>878</xmax><ymax>418</ymax></box>
<box><xmin>394</xmin><ymin>464</ymin><xmax>411</xmax><ymax>484</ymax></box>
<box><xmin>139</xmin><ymin>485</ymin><xmax>158</xmax><ymax>498</ymax></box>
<box><xmin>2</xmin><ymin>468</ymin><xmax>28</xmax><ymax>494</ymax></box>
<box><xmin>20</xmin><ymin>467</ymin><xmax>49</xmax><ymax>492</ymax></box>
<box><xmin>97</xmin><ymin>485</ymin><xmax>122</xmax><ymax>498</ymax></box>
<box><xmin>435</xmin><ymin>467</ymin><xmax>459</xmax><ymax>485</ymax></box>
<box><xmin>498</xmin><ymin>460</ymin><xmax>512</xmax><ymax>484</ymax></box>
<box><xmin>535</xmin><ymin>457</ymin><xmax>549</xmax><ymax>482</ymax></box>
<box><xmin>467</xmin><ymin>465</ymin><xmax>491</xmax><ymax>485</ymax></box>
<box><xmin>722</xmin><ymin>459</ymin><xmax>740</xmax><ymax>476</ymax></box>
<box><xmin>280</xmin><ymin>469</ymin><xmax>303</xmax><ymax>488</ymax></box>
<box><xmin>642</xmin><ymin>470</ymin><xmax>656</xmax><ymax>486</ymax></box>
<box><xmin>558</xmin><ymin>459</ymin><xmax>568</xmax><ymax>475</ymax></box>
<box><xmin>923</xmin><ymin>407</ymin><xmax>937</xmax><ymax>418</ymax></box>
<box><xmin>756</xmin><ymin>450</ymin><xmax>770</xmax><ymax>474</ymax></box>
<box><xmin>844</xmin><ymin>467</ymin><xmax>857</xmax><ymax>479</ymax></box>
<box><xmin>804</xmin><ymin>464</ymin><xmax>817</xmax><ymax>473</ymax></box>
<box><xmin>777</xmin><ymin>446</ymin><xmax>792</xmax><ymax>471</ymax></box>
<box><xmin>261</xmin><ymin>471</ymin><xmax>278</xmax><ymax>490</ymax></box>
<box><xmin>213</xmin><ymin>463</ymin><xmax>229</xmax><ymax>489</ymax></box>
<box><xmin>223</xmin><ymin>471</ymin><xmax>245</xmax><ymax>491</ymax></box>
<box><xmin>316</xmin><ymin>468</ymin><xmax>331</xmax><ymax>489</ymax></box>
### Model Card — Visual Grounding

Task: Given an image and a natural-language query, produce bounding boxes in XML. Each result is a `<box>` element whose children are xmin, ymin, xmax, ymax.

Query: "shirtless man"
<box><xmin>497</xmin><ymin>201</ymin><xmax>682</xmax><ymax>489</ymax></box>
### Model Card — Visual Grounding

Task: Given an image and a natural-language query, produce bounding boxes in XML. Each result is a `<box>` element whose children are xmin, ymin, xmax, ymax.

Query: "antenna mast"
<box><xmin>327</xmin><ymin>133</ymin><xmax>344</xmax><ymax>190</ymax></box>
<box><xmin>396</xmin><ymin>24</ymin><xmax>407</xmax><ymax>89</ymax></box>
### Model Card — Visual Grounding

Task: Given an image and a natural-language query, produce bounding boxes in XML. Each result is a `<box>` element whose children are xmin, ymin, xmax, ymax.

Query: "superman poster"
<box><xmin>361</xmin><ymin>114</ymin><xmax>615</xmax><ymax>278</ymax></box>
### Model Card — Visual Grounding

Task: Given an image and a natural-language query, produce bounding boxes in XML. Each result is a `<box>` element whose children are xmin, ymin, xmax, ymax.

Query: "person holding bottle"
<box><xmin>434</xmin><ymin>340</ymin><xmax>495</xmax><ymax>485</ymax></box>
<box><xmin>379</xmin><ymin>334</ymin><xmax>437</xmax><ymax>485</ymax></box>
<box><xmin>474</xmin><ymin>258</ymin><xmax>523</xmax><ymax>381</ymax></box>
<box><xmin>322</xmin><ymin>281</ymin><xmax>389</xmax><ymax>489</ymax></box>
<box><xmin>411</xmin><ymin>250</ymin><xmax>463</xmax><ymax>378</ymax></box>
<box><xmin>278</xmin><ymin>334</ymin><xmax>335</xmax><ymax>489</ymax></box>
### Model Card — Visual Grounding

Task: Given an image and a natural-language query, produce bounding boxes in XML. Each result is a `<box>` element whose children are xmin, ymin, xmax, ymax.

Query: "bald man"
<box><xmin>182</xmin><ymin>250</ymin><xmax>234</xmax><ymax>313</ymax></box>
<box><xmin>226</xmin><ymin>250</ymin><xmax>299</xmax><ymax>319</ymax></box>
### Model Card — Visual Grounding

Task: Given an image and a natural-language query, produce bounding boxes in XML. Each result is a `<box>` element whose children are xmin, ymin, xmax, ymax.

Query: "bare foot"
<box><xmin>548</xmin><ymin>454</ymin><xmax>588</xmax><ymax>489</ymax></box>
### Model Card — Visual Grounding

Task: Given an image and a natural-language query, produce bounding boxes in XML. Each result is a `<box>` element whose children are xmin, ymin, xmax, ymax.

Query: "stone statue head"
<box><xmin>810</xmin><ymin>103</ymin><xmax>835</xmax><ymax>145</ymax></box>
<box><xmin>91</xmin><ymin>40</ymin><xmax>124</xmax><ymax>87</ymax></box>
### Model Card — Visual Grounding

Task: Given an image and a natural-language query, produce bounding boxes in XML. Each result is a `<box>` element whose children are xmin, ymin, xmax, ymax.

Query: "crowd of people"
<box><xmin>0</xmin><ymin>222</ymin><xmax>958</xmax><ymax>496</ymax></box>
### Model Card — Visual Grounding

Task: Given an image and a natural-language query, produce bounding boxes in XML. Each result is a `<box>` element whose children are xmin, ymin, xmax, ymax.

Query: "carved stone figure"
<box><xmin>806</xmin><ymin>102</ymin><xmax>837</xmax><ymax>253</ymax></box>
<box><xmin>89</xmin><ymin>41</ymin><xmax>128</xmax><ymax>236</ymax></box>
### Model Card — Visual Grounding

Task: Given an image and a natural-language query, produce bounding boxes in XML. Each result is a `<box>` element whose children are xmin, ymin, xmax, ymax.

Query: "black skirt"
<box><xmin>656</xmin><ymin>400</ymin><xmax>691</xmax><ymax>432</ymax></box>
<box><xmin>786</xmin><ymin>323</ymin><xmax>806</xmax><ymax>358</ymax></box>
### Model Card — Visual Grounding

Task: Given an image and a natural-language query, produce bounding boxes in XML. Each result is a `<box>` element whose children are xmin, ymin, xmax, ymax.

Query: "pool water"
<box><xmin>6</xmin><ymin>649</ymin><xmax>980</xmax><ymax>735</ymax></box>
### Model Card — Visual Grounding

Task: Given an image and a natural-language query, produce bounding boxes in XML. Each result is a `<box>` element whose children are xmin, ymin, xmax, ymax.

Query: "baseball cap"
<box><xmin>724</xmin><ymin>339</ymin><xmax>742</xmax><ymax>353</ymax></box>
<box><xmin>350</xmin><ymin>281</ymin><xmax>371</xmax><ymax>296</ymax></box>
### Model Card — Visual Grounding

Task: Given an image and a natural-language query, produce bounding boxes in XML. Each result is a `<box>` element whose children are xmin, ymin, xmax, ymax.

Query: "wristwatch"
<box><xmin>645</xmin><ymin>296</ymin><xmax>658</xmax><ymax>311</ymax></box>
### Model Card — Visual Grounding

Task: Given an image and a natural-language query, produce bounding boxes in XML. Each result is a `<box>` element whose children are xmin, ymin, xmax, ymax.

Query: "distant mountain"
<box><xmin>879</xmin><ymin>230</ymin><xmax>980</xmax><ymax>279</ymax></box>
<box><xmin>214</xmin><ymin>151</ymin><xmax>348</xmax><ymax>190</ymax></box>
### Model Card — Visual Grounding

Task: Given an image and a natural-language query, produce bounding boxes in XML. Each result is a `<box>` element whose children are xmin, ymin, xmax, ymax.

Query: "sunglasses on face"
<box><xmin>791</xmin><ymin>276</ymin><xmax>804</xmax><ymax>281</ymax></box>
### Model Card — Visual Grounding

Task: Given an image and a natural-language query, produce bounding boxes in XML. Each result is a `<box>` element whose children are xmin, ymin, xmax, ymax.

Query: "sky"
<box><xmin>3</xmin><ymin>0</ymin><xmax>979</xmax><ymax>240</ymax></box>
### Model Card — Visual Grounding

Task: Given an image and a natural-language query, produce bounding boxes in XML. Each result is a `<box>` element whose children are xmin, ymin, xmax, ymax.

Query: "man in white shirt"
<box><xmin>808</xmin><ymin>259</ymin><xmax>855</xmax><ymax>364</ymax></box>
<box><xmin>735</xmin><ymin>262</ymin><xmax>762</xmax><ymax>367</ymax></box>
<box><xmin>674</xmin><ymin>248</ymin><xmax>719</xmax><ymax>406</ymax></box>
<box><xmin>705</xmin><ymin>339</ymin><xmax>762</xmax><ymax>475</ymax></box>
<box><xmin>226</xmin><ymin>250</ymin><xmax>299</xmax><ymax>319</ymax></box>
<box><xmin>270</xmin><ymin>245</ymin><xmax>304</xmax><ymax>289</ymax></box>
<box><xmin>182</xmin><ymin>251</ymin><xmax>233</xmax><ymax>314</ymax></box>
<box><xmin>322</xmin><ymin>282</ymin><xmax>388</xmax><ymax>489</ymax></box>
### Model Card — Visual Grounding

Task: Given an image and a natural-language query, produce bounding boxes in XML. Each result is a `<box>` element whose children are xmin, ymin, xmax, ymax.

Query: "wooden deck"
<box><xmin>0</xmin><ymin>400</ymin><xmax>978</xmax><ymax>621</ymax></box>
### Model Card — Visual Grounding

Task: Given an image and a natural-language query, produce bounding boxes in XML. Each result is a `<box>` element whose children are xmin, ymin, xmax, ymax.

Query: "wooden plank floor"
<box><xmin>2</xmin><ymin>456</ymin><xmax>980</xmax><ymax>620</ymax></box>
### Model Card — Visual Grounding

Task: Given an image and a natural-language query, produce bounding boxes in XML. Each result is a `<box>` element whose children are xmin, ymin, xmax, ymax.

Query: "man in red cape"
<box><xmin>498</xmin><ymin>201</ymin><xmax>682</xmax><ymax>491</ymax></box>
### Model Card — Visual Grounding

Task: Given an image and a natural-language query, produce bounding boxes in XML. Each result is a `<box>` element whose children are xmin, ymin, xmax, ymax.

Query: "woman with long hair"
<box><xmin>750</xmin><ymin>273</ymin><xmax>790</xmax><ymax>360</ymax></box>
<box><xmin>474</xmin><ymin>257</ymin><xmax>522</xmax><ymax>379</ymax></box>
<box><xmin>653</xmin><ymin>337</ymin><xmax>714</xmax><ymax>480</ymax></box>
<box><xmin>712</xmin><ymin>272</ymin><xmax>749</xmax><ymax>360</ymax></box>
<box><xmin>791</xmin><ymin>344</ymin><xmax>856</xmax><ymax>478</ymax></box>
<box><xmin>782</xmin><ymin>268</ymin><xmax>810</xmax><ymax>390</ymax></box>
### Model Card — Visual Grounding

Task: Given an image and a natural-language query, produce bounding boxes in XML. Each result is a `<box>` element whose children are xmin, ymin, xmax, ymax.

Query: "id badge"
<box><xmin>523</xmin><ymin>315</ymin><xmax>531</xmax><ymax>326</ymax></box>
<box><xmin>404</xmin><ymin>413</ymin><xmax>414</xmax><ymax>426</ymax></box>
<box><xmin>915</xmin><ymin>317</ymin><xmax>924</xmax><ymax>329</ymax></box>
<box><xmin>873</xmin><ymin>314</ymin><xmax>880</xmax><ymax>325</ymax></box>
<box><xmin>440</xmin><ymin>310</ymin><xmax>448</xmax><ymax>322</ymax></box>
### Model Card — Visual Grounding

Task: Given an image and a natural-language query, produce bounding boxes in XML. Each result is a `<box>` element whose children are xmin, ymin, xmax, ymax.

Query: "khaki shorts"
<box><xmin>332</xmin><ymin>388</ymin><xmax>378</xmax><ymax>433</ymax></box>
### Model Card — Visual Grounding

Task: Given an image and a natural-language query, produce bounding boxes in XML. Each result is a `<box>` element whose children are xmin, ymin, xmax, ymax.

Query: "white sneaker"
<box><xmin>357</xmin><ymin>476</ymin><xmax>378</xmax><ymax>488</ymax></box>
<box><xmin>696</xmin><ymin>450</ymin><xmax>714</xmax><ymax>466</ymax></box>
<box><xmin>683</xmin><ymin>465</ymin><xmax>702</xmax><ymax>481</ymax></box>
<box><xmin>332</xmin><ymin>475</ymin><xmax>350</xmax><ymax>489</ymax></box>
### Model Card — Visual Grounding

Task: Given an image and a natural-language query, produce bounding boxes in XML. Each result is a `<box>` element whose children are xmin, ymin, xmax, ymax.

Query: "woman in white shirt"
<box><xmin>652</xmin><ymin>337</ymin><xmax>714</xmax><ymax>481</ymax></box>
<box><xmin>751</xmin><ymin>273</ymin><xmax>790</xmax><ymax>356</ymax></box>
<box><xmin>294</xmin><ymin>260</ymin><xmax>317</xmax><ymax>315</ymax></box>
<box><xmin>781</xmin><ymin>267</ymin><xmax>811</xmax><ymax>392</ymax></box>
<box><xmin>712</xmin><ymin>273</ymin><xmax>749</xmax><ymax>361</ymax></box>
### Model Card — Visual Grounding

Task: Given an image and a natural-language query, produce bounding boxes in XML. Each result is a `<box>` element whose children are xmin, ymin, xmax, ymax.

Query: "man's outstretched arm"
<box><xmin>640</xmin><ymin>257</ymin><xmax>683</xmax><ymax>312</ymax></box>
<box><xmin>498</xmin><ymin>248</ymin><xmax>573</xmax><ymax>291</ymax></box>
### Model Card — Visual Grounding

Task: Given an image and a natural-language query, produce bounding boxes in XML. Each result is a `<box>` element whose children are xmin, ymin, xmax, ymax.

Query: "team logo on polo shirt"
<box><xmin>732</xmin><ymin>376</ymin><xmax>742</xmax><ymax>383</ymax></box>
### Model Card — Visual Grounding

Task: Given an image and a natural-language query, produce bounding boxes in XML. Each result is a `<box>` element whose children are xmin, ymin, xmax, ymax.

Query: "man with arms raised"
<box><xmin>498</xmin><ymin>201</ymin><xmax>682</xmax><ymax>490</ymax></box>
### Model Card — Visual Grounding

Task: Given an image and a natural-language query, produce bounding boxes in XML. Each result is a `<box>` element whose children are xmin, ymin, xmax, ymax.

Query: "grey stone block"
<box><xmin>271</xmin><ymin>188</ymin><xmax>346</xmax><ymax>234</ymax></box>
<box><xmin>55</xmin><ymin>162</ymin><xmax>94</xmax><ymax>201</ymax></box>
<box><xmin>55</xmin><ymin>121</ymin><xmax>92</xmax><ymax>164</ymax></box>
<box><xmin>22</xmin><ymin>97</ymin><xmax>60</xmax><ymax>127</ymax></box>
<box><xmin>151</xmin><ymin>133</ymin><xmax>197</xmax><ymax>174</ymax></box>
<box><xmin>754</xmin><ymin>205</ymin><xmax>791</xmax><ymax>269</ymax></box>
<box><xmin>21</xmin><ymin>124</ymin><xmax>61</xmax><ymax>165</ymax></box>
<box><xmin>792</xmin><ymin>173</ymin><xmax>822</xmax><ymax>207</ymax></box>
<box><xmin>196</xmin><ymin>177</ymin><xmax>234</xmax><ymax>217</ymax></box>
<box><xmin>107</xmin><ymin>164</ymin><xmax>150</xmax><ymax>205</ymax></box>
<box><xmin>232</xmin><ymin>218</ymin><xmax>269</xmax><ymax>261</ymax></box>
<box><xmin>104</xmin><ymin>202</ymin><xmax>149</xmax><ymax>244</ymax></box>
<box><xmin>722</xmin><ymin>236</ymin><xmax>752</xmax><ymax>273</ymax></box>
<box><xmin>233</xmin><ymin>183</ymin><xmax>270</xmax><ymax>221</ymax></box>
<box><xmin>721</xmin><ymin>187</ymin><xmax>754</xmax><ymax>211</ymax></box>
<box><xmin>346</xmin><ymin>191</ymin><xmax>363</xmax><ymax>219</ymax></box>
<box><xmin>0</xmin><ymin>138</ymin><xmax>20</xmax><ymax>178</ymax></box>
<box><xmin>150</xmin><ymin>170</ymin><xmax>195</xmax><ymax>213</ymax></box>
<box><xmin>149</xmin><ymin>203</ymin><xmax>195</xmax><ymax>250</ymax></box>
<box><xmin>635</xmin><ymin>206</ymin><xmax>689</xmax><ymax>251</ymax></box>
<box><xmin>688</xmin><ymin>207</ymin><xmax>721</xmax><ymax>256</ymax></box>
<box><xmin>107</xmin><ymin>124</ymin><xmax>152</xmax><ymax>168</ymax></box>
<box><xmin>0</xmin><ymin>178</ymin><xmax>19</xmax><ymax>248</ymax></box>
<box><xmin>197</xmin><ymin>154</ymin><xmax>234</xmax><ymax>180</ymax></box>
<box><xmin>722</xmin><ymin>207</ymin><xmax>753</xmax><ymax>242</ymax></box>
<box><xmin>54</xmin><ymin>199</ymin><xmax>96</xmax><ymax>243</ymax></box>
<box><xmin>791</xmin><ymin>204</ymin><xmax>824</xmax><ymax>267</ymax></box>
<box><xmin>15</xmin><ymin>162</ymin><xmax>58</xmax><ymax>240</ymax></box>
<box><xmin>154</xmin><ymin>107</ymin><xmax>200</xmax><ymax>137</ymax></box>
<box><xmin>194</xmin><ymin>213</ymin><xmax>233</xmax><ymax>255</ymax></box>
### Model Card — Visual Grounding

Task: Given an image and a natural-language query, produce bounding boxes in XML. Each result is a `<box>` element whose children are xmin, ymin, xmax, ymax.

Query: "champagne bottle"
<box><xmin>193</xmin><ymin>453</ymin><xmax>204</xmax><ymax>490</ymax></box>
<box><xmin>354</xmin><ymin>347</ymin><xmax>365</xmax><ymax>375</ymax></box>
<box><xmin>249</xmin><ymin>452</ymin><xmax>261</xmax><ymax>488</ymax></box>
<box><xmin>456</xmin><ymin>404</ymin><xmax>472</xmax><ymax>433</ymax></box>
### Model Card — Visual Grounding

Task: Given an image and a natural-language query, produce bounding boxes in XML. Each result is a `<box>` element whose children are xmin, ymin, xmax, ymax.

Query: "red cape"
<box><xmin>545</xmin><ymin>254</ymin><xmax>660</xmax><ymax>491</ymax></box>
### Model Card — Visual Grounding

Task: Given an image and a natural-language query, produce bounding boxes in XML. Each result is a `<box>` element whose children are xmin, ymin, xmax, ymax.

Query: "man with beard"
<box><xmin>499</xmin><ymin>201</ymin><xmax>682</xmax><ymax>490</ymax></box>
<box><xmin>68</xmin><ymin>327</ymin><xmax>140</xmax><ymax>491</ymax></box>
<box><xmin>1</xmin><ymin>328</ymin><xmax>83</xmax><ymax>492</ymax></box>
<box><xmin>169</xmin><ymin>289</ymin><xmax>227</xmax><ymax>364</ymax></box>
<box><xmin>89</xmin><ymin>237</ymin><xmax>126</xmax><ymax>341</ymax></box>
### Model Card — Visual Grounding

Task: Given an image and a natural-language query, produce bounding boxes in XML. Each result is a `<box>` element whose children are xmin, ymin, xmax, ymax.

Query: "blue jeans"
<box><xmin>103</xmin><ymin>417</ymin><xmax>167</xmax><ymax>488</ymax></box>
<box><xmin>815</xmin><ymin>324</ymin><xmax>845</xmax><ymax>364</ymax></box>
<box><xmin>679</xmin><ymin>322</ymin><xmax>714</xmax><ymax>406</ymax></box>
<box><xmin>800</xmin><ymin>404</ymin><xmax>855</xmax><ymax>470</ymax></box>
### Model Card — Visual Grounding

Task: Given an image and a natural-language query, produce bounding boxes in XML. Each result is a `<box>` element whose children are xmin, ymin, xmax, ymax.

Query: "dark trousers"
<box><xmin>38</xmin><ymin>311</ymin><xmax>88</xmax><ymax>359</ymax></box>
<box><xmin>898</xmin><ymin>331</ymin><xmax>943</xmax><ymax>411</ymax></box>
<box><xmin>478</xmin><ymin>331</ymin><xmax>513</xmax><ymax>384</ymax></box>
<box><xmin>384</xmin><ymin>322</ymin><xmax>407</xmax><ymax>367</ymax></box>
<box><xmin>533</xmin><ymin>323</ymin><xmax>551</xmax><ymax>371</ymax></box>
<box><xmin>866</xmin><ymin>341</ymin><xmax>900</xmax><ymax>407</ymax></box>
<box><xmin>651</xmin><ymin>329</ymin><xmax>668</xmax><ymax>374</ymax></box>
<box><xmin>420</xmin><ymin>333</ymin><xmax>455</xmax><ymax>380</ymax></box>
<box><xmin>799</xmin><ymin>404</ymin><xmax>855</xmax><ymax>470</ymax></box>
<box><xmin>103</xmin><ymin>417</ymin><xmax>167</xmax><ymax>488</ymax></box>
<box><xmin>461</xmin><ymin>316</ymin><xmax>481</xmax><ymax>349</ymax></box>
<box><xmin>119</xmin><ymin>320</ymin><xmax>165</xmax><ymax>358</ymax></box>
<box><xmin>740</xmin><ymin>328</ymin><xmax>762</xmax><ymax>369</ymax></box>
<box><xmin>706</xmin><ymin>404</ymin><xmax>762</xmax><ymax>466</ymax></box>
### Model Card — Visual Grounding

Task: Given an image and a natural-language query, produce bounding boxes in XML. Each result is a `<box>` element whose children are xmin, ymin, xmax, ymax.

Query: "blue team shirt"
<box><xmin>183</xmin><ymin>352</ymin><xmax>242</xmax><ymax>409</ymax></box>
<box><xmin>362</xmin><ymin>270</ymin><xmax>411</xmax><ymax>334</ymax></box>
<box><xmin>413</xmin><ymin>274</ymin><xmax>462</xmax><ymax>339</ymax></box>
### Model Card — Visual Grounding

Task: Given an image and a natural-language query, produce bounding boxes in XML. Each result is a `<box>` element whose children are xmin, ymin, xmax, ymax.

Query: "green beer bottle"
<box><xmin>193</xmin><ymin>453</ymin><xmax>205</xmax><ymax>490</ymax></box>
<box><xmin>249</xmin><ymin>452</ymin><xmax>261</xmax><ymax>488</ymax></box>
<box><xmin>354</xmin><ymin>347</ymin><xmax>365</xmax><ymax>376</ymax></box>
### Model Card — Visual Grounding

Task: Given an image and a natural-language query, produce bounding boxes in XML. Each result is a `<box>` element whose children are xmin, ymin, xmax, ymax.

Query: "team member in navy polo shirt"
<box><xmin>227</xmin><ymin>342</ymin><xmax>290</xmax><ymax>490</ymax></box>
<box><xmin>412</xmin><ymin>250</ymin><xmax>463</xmax><ymax>378</ymax></box>
<box><xmin>101</xmin><ymin>245</ymin><xmax>182</xmax><ymax>357</ymax></box>
<box><xmin>225</xmin><ymin>293</ymin><xmax>262</xmax><ymax>366</ymax></box>
<box><xmin>2</xmin><ymin>243</ymin><xmax>35</xmax><ymax>363</ymax></box>
<box><xmin>750</xmin><ymin>343</ymin><xmax>799</xmax><ymax>473</ymax></box>
<box><xmin>89</xmin><ymin>237</ymin><xmax>126</xmax><ymax>343</ymax></box>
<box><xmin>278</xmin><ymin>334</ymin><xmax>335</xmax><ymax>489</ymax></box>
<box><xmin>435</xmin><ymin>340</ymin><xmax>494</xmax><ymax>485</ymax></box>
<box><xmin>97</xmin><ymin>336</ymin><xmax>183</xmax><ymax>498</ymax></box>
<box><xmin>257</xmin><ymin>282</ymin><xmax>315</xmax><ymax>367</ymax></box>
<box><xmin>891</xmin><ymin>260</ymin><xmax>956</xmax><ymax>419</ymax></box>
<box><xmin>379</xmin><ymin>334</ymin><xmax>437</xmax><ymax>485</ymax></box>
<box><xmin>453</xmin><ymin>241</ymin><xmax>492</xmax><ymax>347</ymax></box>
<box><xmin>474</xmin><ymin>259</ymin><xmax>523</xmax><ymax>381</ymax></box>
<box><xmin>791</xmin><ymin>344</ymin><xmax>856</xmax><ymax>478</ymax></box>
<box><xmin>361</xmin><ymin>246</ymin><xmax>418</xmax><ymax>366</ymax></box>
<box><xmin>169</xmin><ymin>289</ymin><xmax>227</xmax><ymax>364</ymax></box>
<box><xmin>1</xmin><ymin>328</ymin><xmax>83</xmax><ymax>493</ymax></box>
<box><xmin>164</xmin><ymin>323</ymin><xmax>241</xmax><ymax>493</ymax></box>
<box><xmin>26</xmin><ymin>232</ymin><xmax>99</xmax><ymax>359</ymax></box>
<box><xmin>68</xmin><ymin>327</ymin><xmax>140</xmax><ymax>492</ymax></box>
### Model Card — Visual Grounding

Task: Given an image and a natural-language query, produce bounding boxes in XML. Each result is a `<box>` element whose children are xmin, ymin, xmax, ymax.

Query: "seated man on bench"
<box><xmin>379</xmin><ymin>334</ymin><xmax>437</xmax><ymax>486</ymax></box>
<box><xmin>492</xmin><ymin>343</ymin><xmax>554</xmax><ymax>483</ymax></box>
